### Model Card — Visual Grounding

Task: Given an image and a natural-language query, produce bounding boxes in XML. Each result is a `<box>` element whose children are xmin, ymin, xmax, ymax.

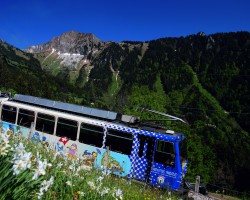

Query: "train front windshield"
<box><xmin>154</xmin><ymin>140</ymin><xmax>175</xmax><ymax>167</ymax></box>
<box><xmin>180</xmin><ymin>138</ymin><xmax>187</xmax><ymax>168</ymax></box>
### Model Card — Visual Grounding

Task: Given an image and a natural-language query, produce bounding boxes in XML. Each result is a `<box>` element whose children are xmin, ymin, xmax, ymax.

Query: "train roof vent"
<box><xmin>0</xmin><ymin>91</ymin><xmax>11</xmax><ymax>98</ymax></box>
<box><xmin>166</xmin><ymin>130</ymin><xmax>175</xmax><ymax>135</ymax></box>
<box><xmin>121</xmin><ymin>115</ymin><xmax>139</xmax><ymax>124</ymax></box>
<box><xmin>13</xmin><ymin>94</ymin><xmax>117</xmax><ymax>120</ymax></box>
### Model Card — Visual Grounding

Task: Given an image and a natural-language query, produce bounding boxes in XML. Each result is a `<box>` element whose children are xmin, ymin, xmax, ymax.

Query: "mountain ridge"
<box><xmin>25</xmin><ymin>30</ymin><xmax>103</xmax><ymax>54</ymax></box>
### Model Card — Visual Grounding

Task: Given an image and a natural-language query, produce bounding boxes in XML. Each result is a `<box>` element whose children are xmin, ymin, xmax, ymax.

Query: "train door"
<box><xmin>132</xmin><ymin>135</ymin><xmax>156</xmax><ymax>182</ymax></box>
<box><xmin>150</xmin><ymin>139</ymin><xmax>179</xmax><ymax>189</ymax></box>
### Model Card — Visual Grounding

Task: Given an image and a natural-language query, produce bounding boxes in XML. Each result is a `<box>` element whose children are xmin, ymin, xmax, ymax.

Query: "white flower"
<box><xmin>79</xmin><ymin>191</ymin><xmax>85</xmax><ymax>197</ymax></box>
<box><xmin>0</xmin><ymin>146</ymin><xmax>10</xmax><ymax>156</ymax></box>
<box><xmin>41</xmin><ymin>176</ymin><xmax>54</xmax><ymax>191</ymax></box>
<box><xmin>1</xmin><ymin>137</ymin><xmax>10</xmax><ymax>147</ymax></box>
<box><xmin>97</xmin><ymin>176</ymin><xmax>104</xmax><ymax>182</ymax></box>
<box><xmin>100</xmin><ymin>187</ymin><xmax>110</xmax><ymax>196</ymax></box>
<box><xmin>32</xmin><ymin>160</ymin><xmax>47</xmax><ymax>180</ymax></box>
<box><xmin>57</xmin><ymin>162</ymin><xmax>63</xmax><ymax>169</ymax></box>
<box><xmin>115</xmin><ymin>188</ymin><xmax>123</xmax><ymax>196</ymax></box>
<box><xmin>96</xmin><ymin>185</ymin><xmax>101</xmax><ymax>193</ymax></box>
<box><xmin>32</xmin><ymin>168</ymin><xmax>46</xmax><ymax>180</ymax></box>
<box><xmin>69</xmin><ymin>164</ymin><xmax>75</xmax><ymax>171</ymax></box>
<box><xmin>21</xmin><ymin>152</ymin><xmax>32</xmax><ymax>169</ymax></box>
<box><xmin>87</xmin><ymin>181</ymin><xmax>95</xmax><ymax>189</ymax></box>
<box><xmin>48</xmin><ymin>176</ymin><xmax>54</xmax><ymax>184</ymax></box>
<box><xmin>76</xmin><ymin>166</ymin><xmax>81</xmax><ymax>172</ymax></box>
<box><xmin>47</xmin><ymin>163</ymin><xmax>52</xmax><ymax>168</ymax></box>
<box><xmin>113</xmin><ymin>188</ymin><xmax>123</xmax><ymax>199</ymax></box>
<box><xmin>81</xmin><ymin>164</ymin><xmax>92</xmax><ymax>171</ymax></box>
<box><xmin>66</xmin><ymin>181</ymin><xmax>73</xmax><ymax>186</ymax></box>
<box><xmin>74</xmin><ymin>172</ymin><xmax>80</xmax><ymax>177</ymax></box>
<box><xmin>37</xmin><ymin>176</ymin><xmax>54</xmax><ymax>199</ymax></box>
<box><xmin>15</xmin><ymin>142</ymin><xmax>25</xmax><ymax>156</ymax></box>
<box><xmin>12</xmin><ymin>160</ymin><xmax>26</xmax><ymax>175</ymax></box>
<box><xmin>1</xmin><ymin>134</ymin><xmax>9</xmax><ymax>143</ymax></box>
<box><xmin>102</xmin><ymin>168</ymin><xmax>111</xmax><ymax>176</ymax></box>
<box><xmin>37</xmin><ymin>189</ymin><xmax>44</xmax><ymax>199</ymax></box>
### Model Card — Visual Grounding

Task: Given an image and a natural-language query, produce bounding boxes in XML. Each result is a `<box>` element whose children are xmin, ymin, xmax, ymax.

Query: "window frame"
<box><xmin>105</xmin><ymin>128</ymin><xmax>133</xmax><ymax>155</ymax></box>
<box><xmin>1</xmin><ymin>105</ymin><xmax>17</xmax><ymax>124</ymax></box>
<box><xmin>17</xmin><ymin>108</ymin><xmax>35</xmax><ymax>128</ymax></box>
<box><xmin>56</xmin><ymin>117</ymin><xmax>78</xmax><ymax>141</ymax></box>
<box><xmin>154</xmin><ymin>140</ymin><xmax>176</xmax><ymax>166</ymax></box>
<box><xmin>79</xmin><ymin>123</ymin><xmax>104</xmax><ymax>147</ymax></box>
<box><xmin>35</xmin><ymin>112</ymin><xmax>55</xmax><ymax>135</ymax></box>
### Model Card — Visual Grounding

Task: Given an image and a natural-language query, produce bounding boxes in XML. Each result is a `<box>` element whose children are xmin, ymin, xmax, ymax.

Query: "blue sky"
<box><xmin>1</xmin><ymin>0</ymin><xmax>250</xmax><ymax>49</ymax></box>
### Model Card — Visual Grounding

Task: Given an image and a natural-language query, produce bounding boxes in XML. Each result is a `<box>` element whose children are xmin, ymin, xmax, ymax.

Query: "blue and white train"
<box><xmin>0</xmin><ymin>91</ymin><xmax>188</xmax><ymax>190</ymax></box>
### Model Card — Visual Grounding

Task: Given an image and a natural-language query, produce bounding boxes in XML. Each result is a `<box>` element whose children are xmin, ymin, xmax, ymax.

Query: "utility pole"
<box><xmin>194</xmin><ymin>175</ymin><xmax>200</xmax><ymax>200</ymax></box>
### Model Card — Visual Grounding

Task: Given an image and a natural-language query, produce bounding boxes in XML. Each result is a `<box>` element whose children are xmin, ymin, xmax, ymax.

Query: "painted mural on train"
<box><xmin>0</xmin><ymin>121</ymin><xmax>131</xmax><ymax>177</ymax></box>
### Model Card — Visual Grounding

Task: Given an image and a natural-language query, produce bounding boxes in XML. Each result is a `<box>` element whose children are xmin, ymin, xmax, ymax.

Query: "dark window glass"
<box><xmin>36</xmin><ymin>113</ymin><xmax>55</xmax><ymax>135</ymax></box>
<box><xmin>138</xmin><ymin>135</ymin><xmax>145</xmax><ymax>157</ymax></box>
<box><xmin>156</xmin><ymin>140</ymin><xmax>175</xmax><ymax>154</ymax></box>
<box><xmin>138</xmin><ymin>135</ymin><xmax>154</xmax><ymax>159</ymax></box>
<box><xmin>154</xmin><ymin>140</ymin><xmax>175</xmax><ymax>166</ymax></box>
<box><xmin>79</xmin><ymin>123</ymin><xmax>104</xmax><ymax>147</ymax></box>
<box><xmin>105</xmin><ymin>129</ymin><xmax>133</xmax><ymax>155</ymax></box>
<box><xmin>180</xmin><ymin>138</ymin><xmax>187</xmax><ymax>165</ymax></box>
<box><xmin>17</xmin><ymin>108</ymin><xmax>35</xmax><ymax>128</ymax></box>
<box><xmin>1</xmin><ymin>105</ymin><xmax>17</xmax><ymax>123</ymax></box>
<box><xmin>56</xmin><ymin>118</ymin><xmax>77</xmax><ymax>140</ymax></box>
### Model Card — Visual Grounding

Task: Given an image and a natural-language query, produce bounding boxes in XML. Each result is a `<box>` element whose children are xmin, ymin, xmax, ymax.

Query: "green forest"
<box><xmin>0</xmin><ymin>32</ymin><xmax>250</xmax><ymax>194</ymax></box>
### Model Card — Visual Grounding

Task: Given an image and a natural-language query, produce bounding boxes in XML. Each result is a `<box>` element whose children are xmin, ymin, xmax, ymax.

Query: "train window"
<box><xmin>180</xmin><ymin>138</ymin><xmax>187</xmax><ymax>167</ymax></box>
<box><xmin>154</xmin><ymin>140</ymin><xmax>175</xmax><ymax>166</ymax></box>
<box><xmin>56</xmin><ymin>118</ymin><xmax>77</xmax><ymax>141</ymax></box>
<box><xmin>17</xmin><ymin>108</ymin><xmax>35</xmax><ymax>128</ymax></box>
<box><xmin>36</xmin><ymin>113</ymin><xmax>55</xmax><ymax>135</ymax></box>
<box><xmin>138</xmin><ymin>135</ymin><xmax>153</xmax><ymax>159</ymax></box>
<box><xmin>105</xmin><ymin>129</ymin><xmax>133</xmax><ymax>155</ymax></box>
<box><xmin>138</xmin><ymin>135</ymin><xmax>145</xmax><ymax>157</ymax></box>
<box><xmin>79</xmin><ymin>123</ymin><xmax>104</xmax><ymax>147</ymax></box>
<box><xmin>1</xmin><ymin>105</ymin><xmax>17</xmax><ymax>123</ymax></box>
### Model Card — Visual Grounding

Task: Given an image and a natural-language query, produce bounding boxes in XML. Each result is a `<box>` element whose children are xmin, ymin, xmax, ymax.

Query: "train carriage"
<box><xmin>0</xmin><ymin>92</ymin><xmax>188</xmax><ymax>190</ymax></box>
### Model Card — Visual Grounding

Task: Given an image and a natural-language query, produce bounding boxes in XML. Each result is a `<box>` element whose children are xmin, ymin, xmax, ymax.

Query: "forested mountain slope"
<box><xmin>1</xmin><ymin>31</ymin><xmax>250</xmax><ymax>192</ymax></box>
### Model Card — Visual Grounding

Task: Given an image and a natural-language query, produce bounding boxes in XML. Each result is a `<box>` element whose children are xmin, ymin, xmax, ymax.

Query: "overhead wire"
<box><xmin>170</xmin><ymin>105</ymin><xmax>250</xmax><ymax>115</ymax></box>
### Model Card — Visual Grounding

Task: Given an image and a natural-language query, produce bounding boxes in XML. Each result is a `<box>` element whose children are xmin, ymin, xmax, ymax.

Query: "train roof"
<box><xmin>1</xmin><ymin>92</ymin><xmax>186</xmax><ymax>139</ymax></box>
<box><xmin>12</xmin><ymin>94</ymin><xmax>117</xmax><ymax>121</ymax></box>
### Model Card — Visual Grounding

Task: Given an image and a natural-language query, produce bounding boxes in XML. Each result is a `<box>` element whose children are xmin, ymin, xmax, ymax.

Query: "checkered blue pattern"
<box><xmin>129</xmin><ymin>156</ymin><xmax>148</xmax><ymax>180</ymax></box>
<box><xmin>128</xmin><ymin>132</ymin><xmax>139</xmax><ymax>179</ymax></box>
<box><xmin>128</xmin><ymin>133</ymin><xmax>151</xmax><ymax>180</ymax></box>
<box><xmin>92</xmin><ymin>120</ymin><xmax>178</xmax><ymax>142</ymax></box>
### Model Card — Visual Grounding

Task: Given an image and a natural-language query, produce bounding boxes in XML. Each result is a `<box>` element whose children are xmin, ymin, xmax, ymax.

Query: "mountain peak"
<box><xmin>59</xmin><ymin>30</ymin><xmax>92</xmax><ymax>39</ymax></box>
<box><xmin>25</xmin><ymin>30</ymin><xmax>103</xmax><ymax>54</ymax></box>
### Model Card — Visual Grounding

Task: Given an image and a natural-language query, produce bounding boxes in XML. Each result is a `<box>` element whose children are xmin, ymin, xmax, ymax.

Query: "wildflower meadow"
<box><xmin>0</xmin><ymin>129</ymin><xmax>180</xmax><ymax>200</ymax></box>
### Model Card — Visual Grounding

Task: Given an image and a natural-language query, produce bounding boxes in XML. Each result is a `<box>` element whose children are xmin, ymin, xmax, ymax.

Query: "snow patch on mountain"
<box><xmin>57</xmin><ymin>52</ymin><xmax>84</xmax><ymax>69</ymax></box>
